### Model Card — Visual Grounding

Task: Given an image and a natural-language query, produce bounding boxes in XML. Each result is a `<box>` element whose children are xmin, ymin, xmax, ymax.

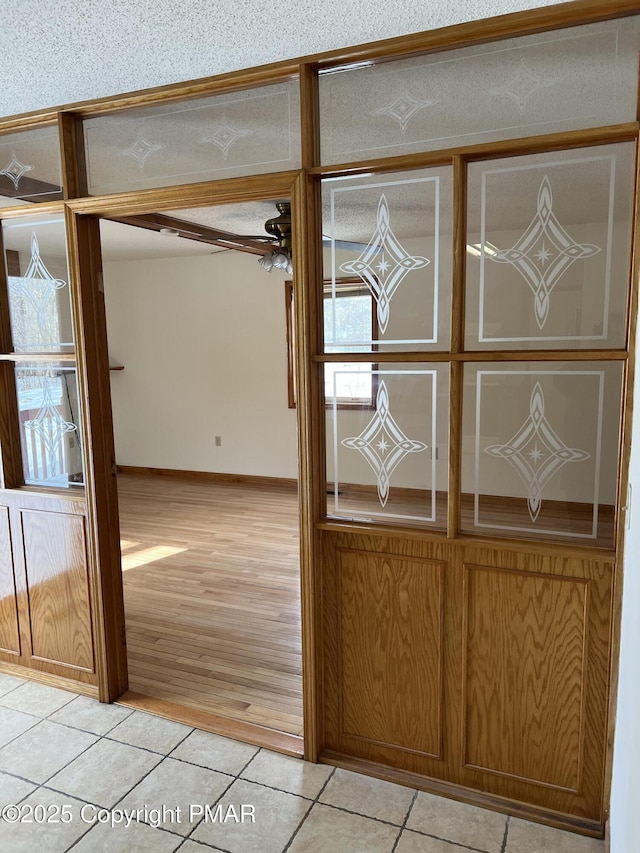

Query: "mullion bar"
<box><xmin>313</xmin><ymin>350</ymin><xmax>629</xmax><ymax>362</ymax></box>
<box><xmin>0</xmin><ymin>228</ymin><xmax>23</xmax><ymax>488</ymax></box>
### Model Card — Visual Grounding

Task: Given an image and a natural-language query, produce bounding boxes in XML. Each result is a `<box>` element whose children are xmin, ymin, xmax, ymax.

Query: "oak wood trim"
<box><xmin>300</xmin><ymin>63</ymin><xmax>320</xmax><ymax>170</ymax></box>
<box><xmin>118</xmin><ymin>691</ymin><xmax>304</xmax><ymax>756</ymax></box>
<box><xmin>116</xmin><ymin>465</ymin><xmax>297</xmax><ymax>490</ymax></box>
<box><xmin>0</xmin><ymin>0</ymin><xmax>638</xmax><ymax>129</ymax></box>
<box><xmin>65</xmin><ymin>171</ymin><xmax>300</xmax><ymax>217</ymax></box>
<box><xmin>313</xmin><ymin>350</ymin><xmax>629</xmax><ymax>363</ymax></box>
<box><xmin>65</xmin><ymin>210</ymin><xmax>128</xmax><ymax>701</ymax></box>
<box><xmin>0</xmin><ymin>230</ymin><xmax>22</xmax><ymax>489</ymax></box>
<box><xmin>0</xmin><ymin>353</ymin><xmax>77</xmax><ymax>363</ymax></box>
<box><xmin>293</xmin><ymin>172</ymin><xmax>324</xmax><ymax>762</ymax></box>
<box><xmin>448</xmin><ymin>362</ymin><xmax>462</xmax><ymax>539</ymax></box>
<box><xmin>319</xmin><ymin>750</ymin><xmax>604</xmax><ymax>838</ymax></box>
<box><xmin>316</xmin><ymin>520</ymin><xmax>617</xmax><ymax>561</ymax></box>
<box><xmin>310</xmin><ymin>124</ymin><xmax>640</xmax><ymax>178</ymax></box>
<box><xmin>0</xmin><ymin>661</ymin><xmax>99</xmax><ymax>699</ymax></box>
<box><xmin>58</xmin><ymin>113</ymin><xmax>87</xmax><ymax>200</ymax></box>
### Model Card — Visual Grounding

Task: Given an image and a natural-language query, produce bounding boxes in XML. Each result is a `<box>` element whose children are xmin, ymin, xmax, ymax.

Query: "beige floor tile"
<box><xmin>0</xmin><ymin>707</ymin><xmax>39</xmax><ymax>748</ymax></box>
<box><xmin>0</xmin><ymin>772</ymin><xmax>37</xmax><ymax>805</ymax></box>
<box><xmin>319</xmin><ymin>767</ymin><xmax>415</xmax><ymax>825</ymax></box>
<box><xmin>191</xmin><ymin>777</ymin><xmax>310</xmax><ymax>853</ymax></box>
<box><xmin>49</xmin><ymin>696</ymin><xmax>134</xmax><ymax>736</ymax></box>
<box><xmin>0</xmin><ymin>721</ymin><xmax>97</xmax><ymax>784</ymax></box>
<box><xmin>506</xmin><ymin>818</ymin><xmax>605</xmax><ymax>853</ymax></box>
<box><xmin>179</xmin><ymin>842</ymin><xmax>227</xmax><ymax>852</ymax></box>
<box><xmin>48</xmin><ymin>738</ymin><xmax>161</xmax><ymax>808</ymax></box>
<box><xmin>396</xmin><ymin>828</ymin><xmax>471</xmax><ymax>852</ymax></box>
<box><xmin>0</xmin><ymin>675</ymin><xmax>25</xmax><ymax>698</ymax></box>
<box><xmin>241</xmin><ymin>750</ymin><xmax>333</xmax><ymax>799</ymax></box>
<box><xmin>118</xmin><ymin>756</ymin><xmax>233</xmax><ymax>835</ymax></box>
<box><xmin>0</xmin><ymin>789</ymin><xmax>90</xmax><ymax>853</ymax></box>
<box><xmin>171</xmin><ymin>729</ymin><xmax>258</xmax><ymax>775</ymax></box>
<box><xmin>288</xmin><ymin>802</ymin><xmax>399</xmax><ymax>852</ymax></box>
<box><xmin>72</xmin><ymin>818</ymin><xmax>182</xmax><ymax>852</ymax></box>
<box><xmin>407</xmin><ymin>792</ymin><xmax>507</xmax><ymax>853</ymax></box>
<box><xmin>0</xmin><ymin>682</ymin><xmax>76</xmax><ymax>718</ymax></box>
<box><xmin>107</xmin><ymin>710</ymin><xmax>192</xmax><ymax>754</ymax></box>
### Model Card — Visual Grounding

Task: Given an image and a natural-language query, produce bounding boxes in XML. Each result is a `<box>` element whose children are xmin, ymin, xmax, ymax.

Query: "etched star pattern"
<box><xmin>339</xmin><ymin>194</ymin><xmax>430</xmax><ymax>333</ymax></box>
<box><xmin>491</xmin><ymin>62</ymin><xmax>555</xmax><ymax>111</ymax></box>
<box><xmin>9</xmin><ymin>234</ymin><xmax>67</xmax><ymax>348</ymax></box>
<box><xmin>490</xmin><ymin>176</ymin><xmax>600</xmax><ymax>329</ymax></box>
<box><xmin>341</xmin><ymin>380</ymin><xmax>427</xmax><ymax>506</ymax></box>
<box><xmin>485</xmin><ymin>382</ymin><xmax>590</xmax><ymax>522</ymax></box>
<box><xmin>202</xmin><ymin>115</ymin><xmax>254</xmax><ymax>159</ymax></box>
<box><xmin>122</xmin><ymin>136</ymin><xmax>163</xmax><ymax>169</ymax></box>
<box><xmin>372</xmin><ymin>93</ymin><xmax>437</xmax><ymax>133</ymax></box>
<box><xmin>0</xmin><ymin>153</ymin><xmax>33</xmax><ymax>189</ymax></box>
<box><xmin>24</xmin><ymin>378</ymin><xmax>77</xmax><ymax>478</ymax></box>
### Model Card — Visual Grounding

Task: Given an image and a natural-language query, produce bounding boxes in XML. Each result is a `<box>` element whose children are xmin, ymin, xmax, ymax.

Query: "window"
<box><xmin>286</xmin><ymin>278</ymin><xmax>378</xmax><ymax>409</ymax></box>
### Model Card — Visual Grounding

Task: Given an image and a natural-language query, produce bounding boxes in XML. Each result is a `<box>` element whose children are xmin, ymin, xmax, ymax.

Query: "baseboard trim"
<box><xmin>319</xmin><ymin>750</ymin><xmax>604</xmax><ymax>839</ymax></box>
<box><xmin>117</xmin><ymin>690</ymin><xmax>304</xmax><ymax>757</ymax></box>
<box><xmin>117</xmin><ymin>465</ymin><xmax>298</xmax><ymax>490</ymax></box>
<box><xmin>0</xmin><ymin>662</ymin><xmax>99</xmax><ymax>700</ymax></box>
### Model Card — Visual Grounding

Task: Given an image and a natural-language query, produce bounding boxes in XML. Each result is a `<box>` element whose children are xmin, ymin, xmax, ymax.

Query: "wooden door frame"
<box><xmin>66</xmin><ymin>170</ymin><xmax>324</xmax><ymax>760</ymax></box>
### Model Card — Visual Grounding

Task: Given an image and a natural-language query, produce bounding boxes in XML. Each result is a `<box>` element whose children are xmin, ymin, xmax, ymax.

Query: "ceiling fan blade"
<box><xmin>322</xmin><ymin>235</ymin><xmax>381</xmax><ymax>253</ymax></box>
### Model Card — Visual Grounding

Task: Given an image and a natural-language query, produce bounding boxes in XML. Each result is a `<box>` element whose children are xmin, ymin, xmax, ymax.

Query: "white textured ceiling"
<box><xmin>0</xmin><ymin>0</ymin><xmax>561</xmax><ymax>119</ymax></box>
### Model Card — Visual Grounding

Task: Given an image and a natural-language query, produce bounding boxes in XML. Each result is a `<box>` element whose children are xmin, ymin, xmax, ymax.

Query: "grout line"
<box><xmin>501</xmin><ymin>815</ymin><xmax>511</xmax><ymax>853</ymax></box>
<box><xmin>391</xmin><ymin>789</ymin><xmax>419</xmax><ymax>852</ymax></box>
<box><xmin>281</xmin><ymin>765</ymin><xmax>337</xmax><ymax>853</ymax></box>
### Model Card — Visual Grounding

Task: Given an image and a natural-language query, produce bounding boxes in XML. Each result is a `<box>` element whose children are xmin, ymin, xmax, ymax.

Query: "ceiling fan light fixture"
<box><xmin>258</xmin><ymin>246</ymin><xmax>293</xmax><ymax>275</ymax></box>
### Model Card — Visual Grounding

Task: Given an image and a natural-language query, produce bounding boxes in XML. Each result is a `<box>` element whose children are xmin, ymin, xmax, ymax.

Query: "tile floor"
<box><xmin>0</xmin><ymin>674</ymin><xmax>606</xmax><ymax>852</ymax></box>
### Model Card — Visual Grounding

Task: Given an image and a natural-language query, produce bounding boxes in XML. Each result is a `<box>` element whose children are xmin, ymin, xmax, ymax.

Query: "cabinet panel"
<box><xmin>0</xmin><ymin>505</ymin><xmax>20</xmax><ymax>655</ymax></box>
<box><xmin>463</xmin><ymin>563</ymin><xmax>587</xmax><ymax>791</ymax></box>
<box><xmin>338</xmin><ymin>547</ymin><xmax>444</xmax><ymax>757</ymax></box>
<box><xmin>22</xmin><ymin>509</ymin><xmax>95</xmax><ymax>672</ymax></box>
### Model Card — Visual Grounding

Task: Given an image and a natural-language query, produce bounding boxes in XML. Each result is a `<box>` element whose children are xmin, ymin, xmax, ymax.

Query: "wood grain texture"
<box><xmin>118</xmin><ymin>472</ymin><xmax>303</xmax><ymax>736</ymax></box>
<box><xmin>21</xmin><ymin>509</ymin><xmax>94</xmax><ymax>671</ymax></box>
<box><xmin>0</xmin><ymin>506</ymin><xmax>20</xmax><ymax>655</ymax></box>
<box><xmin>119</xmin><ymin>691</ymin><xmax>304</xmax><ymax>757</ymax></box>
<box><xmin>462</xmin><ymin>563</ymin><xmax>588</xmax><ymax>791</ymax></box>
<box><xmin>337</xmin><ymin>548</ymin><xmax>444</xmax><ymax>757</ymax></box>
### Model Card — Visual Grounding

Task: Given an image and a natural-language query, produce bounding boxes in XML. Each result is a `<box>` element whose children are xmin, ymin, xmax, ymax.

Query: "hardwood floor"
<box><xmin>116</xmin><ymin>472</ymin><xmax>303</xmax><ymax>736</ymax></box>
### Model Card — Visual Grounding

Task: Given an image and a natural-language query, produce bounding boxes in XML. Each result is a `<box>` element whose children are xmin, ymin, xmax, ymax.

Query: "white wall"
<box><xmin>609</xmin><ymin>365</ymin><xmax>640</xmax><ymax>851</ymax></box>
<box><xmin>103</xmin><ymin>250</ymin><xmax>298</xmax><ymax>478</ymax></box>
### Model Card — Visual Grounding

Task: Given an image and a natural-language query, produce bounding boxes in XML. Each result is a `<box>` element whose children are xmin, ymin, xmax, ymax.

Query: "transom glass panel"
<box><xmin>465</xmin><ymin>143</ymin><xmax>635</xmax><ymax>350</ymax></box>
<box><xmin>322</xmin><ymin>168</ymin><xmax>452</xmax><ymax>352</ymax></box>
<box><xmin>319</xmin><ymin>17</ymin><xmax>639</xmax><ymax>164</ymax></box>
<box><xmin>327</xmin><ymin>365</ymin><xmax>449</xmax><ymax>527</ymax></box>
<box><xmin>0</xmin><ymin>126</ymin><xmax>63</xmax><ymax>206</ymax></box>
<box><xmin>84</xmin><ymin>80</ymin><xmax>301</xmax><ymax>195</ymax></box>
<box><xmin>461</xmin><ymin>362</ymin><xmax>622</xmax><ymax>546</ymax></box>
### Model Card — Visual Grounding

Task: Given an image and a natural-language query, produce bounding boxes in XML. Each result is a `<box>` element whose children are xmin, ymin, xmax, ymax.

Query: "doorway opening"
<box><xmin>97</xmin><ymin>199</ymin><xmax>303</xmax><ymax>743</ymax></box>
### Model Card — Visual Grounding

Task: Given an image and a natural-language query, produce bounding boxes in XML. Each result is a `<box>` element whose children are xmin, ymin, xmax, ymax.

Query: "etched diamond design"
<box><xmin>339</xmin><ymin>194</ymin><xmax>429</xmax><ymax>333</ymax></box>
<box><xmin>342</xmin><ymin>380</ymin><xmax>427</xmax><ymax>506</ymax></box>
<box><xmin>491</xmin><ymin>62</ymin><xmax>555</xmax><ymax>111</ymax></box>
<box><xmin>202</xmin><ymin>115</ymin><xmax>254</xmax><ymax>159</ymax></box>
<box><xmin>9</xmin><ymin>233</ymin><xmax>67</xmax><ymax>348</ymax></box>
<box><xmin>24</xmin><ymin>377</ymin><xmax>77</xmax><ymax>478</ymax></box>
<box><xmin>485</xmin><ymin>382</ymin><xmax>590</xmax><ymax>522</ymax></box>
<box><xmin>122</xmin><ymin>136</ymin><xmax>163</xmax><ymax>169</ymax></box>
<box><xmin>490</xmin><ymin>176</ymin><xmax>600</xmax><ymax>329</ymax></box>
<box><xmin>372</xmin><ymin>93</ymin><xmax>436</xmax><ymax>133</ymax></box>
<box><xmin>0</xmin><ymin>153</ymin><xmax>33</xmax><ymax>189</ymax></box>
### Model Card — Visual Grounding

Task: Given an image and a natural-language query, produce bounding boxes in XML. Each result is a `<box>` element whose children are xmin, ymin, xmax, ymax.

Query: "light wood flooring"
<box><xmin>117</xmin><ymin>472</ymin><xmax>303</xmax><ymax>736</ymax></box>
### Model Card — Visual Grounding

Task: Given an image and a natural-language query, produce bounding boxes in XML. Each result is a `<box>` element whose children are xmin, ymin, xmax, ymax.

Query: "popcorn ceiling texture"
<box><xmin>0</xmin><ymin>0</ymin><xmax>560</xmax><ymax>118</ymax></box>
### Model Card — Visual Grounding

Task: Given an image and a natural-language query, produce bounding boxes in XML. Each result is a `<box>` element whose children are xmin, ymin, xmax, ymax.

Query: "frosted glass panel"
<box><xmin>0</xmin><ymin>126</ymin><xmax>63</xmax><ymax>205</ymax></box>
<box><xmin>17</xmin><ymin>363</ymin><xmax>84</xmax><ymax>488</ymax></box>
<box><xmin>465</xmin><ymin>143</ymin><xmax>634</xmax><ymax>349</ymax></box>
<box><xmin>319</xmin><ymin>18</ymin><xmax>639</xmax><ymax>164</ymax></box>
<box><xmin>322</xmin><ymin>168</ymin><xmax>452</xmax><ymax>352</ymax></box>
<box><xmin>461</xmin><ymin>362</ymin><xmax>622</xmax><ymax>546</ymax></box>
<box><xmin>84</xmin><ymin>80</ymin><xmax>301</xmax><ymax>195</ymax></box>
<box><xmin>2</xmin><ymin>214</ymin><xmax>74</xmax><ymax>353</ymax></box>
<box><xmin>327</xmin><ymin>365</ymin><xmax>448</xmax><ymax>527</ymax></box>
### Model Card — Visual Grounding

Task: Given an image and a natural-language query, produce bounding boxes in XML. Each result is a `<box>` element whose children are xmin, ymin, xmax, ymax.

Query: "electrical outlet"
<box><xmin>215</xmin><ymin>435</ymin><xmax>222</xmax><ymax>447</ymax></box>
